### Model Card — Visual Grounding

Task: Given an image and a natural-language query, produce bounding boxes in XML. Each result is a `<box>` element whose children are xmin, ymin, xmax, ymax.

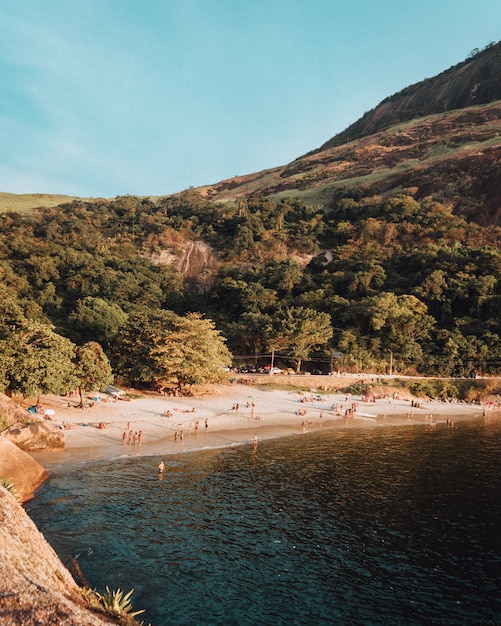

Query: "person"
<box><xmin>205</xmin><ymin>418</ymin><xmax>208</xmax><ymax>430</ymax></box>
<box><xmin>158</xmin><ymin>461</ymin><xmax>165</xmax><ymax>473</ymax></box>
<box><xmin>253</xmin><ymin>434</ymin><xmax>258</xmax><ymax>449</ymax></box>
<box><xmin>180</xmin><ymin>430</ymin><xmax>184</xmax><ymax>443</ymax></box>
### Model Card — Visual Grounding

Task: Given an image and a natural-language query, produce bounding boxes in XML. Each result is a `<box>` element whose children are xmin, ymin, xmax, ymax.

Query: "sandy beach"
<box><xmin>28</xmin><ymin>380</ymin><xmax>490</xmax><ymax>469</ymax></box>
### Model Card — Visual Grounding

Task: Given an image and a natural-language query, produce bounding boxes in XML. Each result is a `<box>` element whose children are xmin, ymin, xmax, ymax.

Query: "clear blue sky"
<box><xmin>1</xmin><ymin>0</ymin><xmax>500</xmax><ymax>198</ymax></box>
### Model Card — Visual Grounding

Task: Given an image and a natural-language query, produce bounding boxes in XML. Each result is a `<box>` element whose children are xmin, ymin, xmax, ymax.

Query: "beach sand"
<box><xmin>28</xmin><ymin>381</ymin><xmax>489</xmax><ymax>469</ymax></box>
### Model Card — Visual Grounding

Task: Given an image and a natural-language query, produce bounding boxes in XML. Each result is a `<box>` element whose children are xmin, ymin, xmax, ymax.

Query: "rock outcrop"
<box><xmin>0</xmin><ymin>438</ymin><xmax>48</xmax><ymax>503</ymax></box>
<box><xmin>151</xmin><ymin>239</ymin><xmax>219</xmax><ymax>293</ymax></box>
<box><xmin>0</xmin><ymin>392</ymin><xmax>27</xmax><ymax>427</ymax></box>
<box><xmin>0</xmin><ymin>487</ymin><xmax>117</xmax><ymax>625</ymax></box>
<box><xmin>1</xmin><ymin>420</ymin><xmax>65</xmax><ymax>451</ymax></box>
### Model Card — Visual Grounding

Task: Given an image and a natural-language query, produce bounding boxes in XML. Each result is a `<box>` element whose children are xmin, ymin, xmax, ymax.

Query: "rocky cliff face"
<box><xmin>0</xmin><ymin>487</ymin><xmax>117</xmax><ymax>625</ymax></box>
<box><xmin>318</xmin><ymin>41</ymin><xmax>501</xmax><ymax>150</ymax></box>
<box><xmin>2</xmin><ymin>420</ymin><xmax>65</xmax><ymax>452</ymax></box>
<box><xmin>0</xmin><ymin>438</ymin><xmax>48</xmax><ymax>503</ymax></box>
<box><xmin>0</xmin><ymin>428</ymin><xmax>119</xmax><ymax>624</ymax></box>
<box><xmin>151</xmin><ymin>239</ymin><xmax>219</xmax><ymax>293</ymax></box>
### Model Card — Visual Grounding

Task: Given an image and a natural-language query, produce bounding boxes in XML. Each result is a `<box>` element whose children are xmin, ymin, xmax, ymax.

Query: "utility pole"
<box><xmin>389</xmin><ymin>350</ymin><xmax>393</xmax><ymax>376</ymax></box>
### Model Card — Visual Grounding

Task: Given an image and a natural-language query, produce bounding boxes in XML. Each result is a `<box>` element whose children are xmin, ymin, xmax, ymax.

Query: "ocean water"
<box><xmin>27</xmin><ymin>417</ymin><xmax>501</xmax><ymax>626</ymax></box>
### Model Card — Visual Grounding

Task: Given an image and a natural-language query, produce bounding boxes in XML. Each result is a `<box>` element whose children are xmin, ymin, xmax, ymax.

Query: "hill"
<box><xmin>318</xmin><ymin>41</ymin><xmax>501</xmax><ymax>149</ymax></box>
<box><xmin>0</xmin><ymin>42</ymin><xmax>500</xmax><ymax>380</ymax></box>
<box><xmin>3</xmin><ymin>44</ymin><xmax>501</xmax><ymax>225</ymax></box>
<box><xmin>202</xmin><ymin>43</ymin><xmax>501</xmax><ymax>226</ymax></box>
<box><xmin>0</xmin><ymin>192</ymin><xmax>84</xmax><ymax>214</ymax></box>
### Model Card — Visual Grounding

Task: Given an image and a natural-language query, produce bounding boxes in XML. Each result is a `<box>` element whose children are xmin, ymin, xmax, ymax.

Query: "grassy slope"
<box><xmin>200</xmin><ymin>101</ymin><xmax>501</xmax><ymax>220</ymax></box>
<box><xmin>0</xmin><ymin>192</ymin><xmax>84</xmax><ymax>214</ymax></box>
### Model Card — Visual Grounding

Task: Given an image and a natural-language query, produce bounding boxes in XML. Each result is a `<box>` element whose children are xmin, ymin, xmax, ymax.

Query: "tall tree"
<box><xmin>116</xmin><ymin>310</ymin><xmax>232</xmax><ymax>391</ymax></box>
<box><xmin>74</xmin><ymin>341</ymin><xmax>114</xmax><ymax>408</ymax></box>
<box><xmin>115</xmin><ymin>309</ymin><xmax>175</xmax><ymax>384</ymax></box>
<box><xmin>265</xmin><ymin>306</ymin><xmax>333</xmax><ymax>372</ymax></box>
<box><xmin>0</xmin><ymin>320</ymin><xmax>78</xmax><ymax>402</ymax></box>
<box><xmin>151</xmin><ymin>312</ymin><xmax>232</xmax><ymax>391</ymax></box>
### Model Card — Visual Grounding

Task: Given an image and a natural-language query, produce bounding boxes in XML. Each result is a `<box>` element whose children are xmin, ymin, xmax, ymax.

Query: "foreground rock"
<box><xmin>0</xmin><ymin>487</ymin><xmax>118</xmax><ymax>625</ymax></box>
<box><xmin>0</xmin><ymin>438</ymin><xmax>48</xmax><ymax>502</ymax></box>
<box><xmin>1</xmin><ymin>420</ymin><xmax>65</xmax><ymax>451</ymax></box>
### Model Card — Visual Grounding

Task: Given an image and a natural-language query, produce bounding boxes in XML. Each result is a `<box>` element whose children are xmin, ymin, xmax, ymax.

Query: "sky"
<box><xmin>1</xmin><ymin>1</ymin><xmax>500</xmax><ymax>198</ymax></box>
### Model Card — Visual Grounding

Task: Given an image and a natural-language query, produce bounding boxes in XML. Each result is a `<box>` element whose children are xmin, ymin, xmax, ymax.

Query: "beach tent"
<box><xmin>104</xmin><ymin>385</ymin><xmax>125</xmax><ymax>397</ymax></box>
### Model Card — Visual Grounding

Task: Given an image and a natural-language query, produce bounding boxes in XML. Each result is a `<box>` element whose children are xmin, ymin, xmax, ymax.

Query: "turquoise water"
<box><xmin>27</xmin><ymin>418</ymin><xmax>501</xmax><ymax>625</ymax></box>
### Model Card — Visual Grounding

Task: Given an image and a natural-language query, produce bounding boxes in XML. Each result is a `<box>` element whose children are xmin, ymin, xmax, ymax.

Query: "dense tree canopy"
<box><xmin>264</xmin><ymin>306</ymin><xmax>333</xmax><ymax>372</ymax></box>
<box><xmin>116</xmin><ymin>310</ymin><xmax>231</xmax><ymax>390</ymax></box>
<box><xmin>0</xmin><ymin>320</ymin><xmax>77</xmax><ymax>400</ymax></box>
<box><xmin>0</xmin><ymin>189</ymin><xmax>500</xmax><ymax>382</ymax></box>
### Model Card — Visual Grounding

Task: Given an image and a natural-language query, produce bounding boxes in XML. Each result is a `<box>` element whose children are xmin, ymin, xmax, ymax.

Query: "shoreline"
<box><xmin>28</xmin><ymin>383</ymin><xmax>490</xmax><ymax>471</ymax></box>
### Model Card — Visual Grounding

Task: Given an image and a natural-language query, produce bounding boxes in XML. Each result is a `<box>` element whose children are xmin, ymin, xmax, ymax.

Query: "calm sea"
<box><xmin>27</xmin><ymin>417</ymin><xmax>501</xmax><ymax>626</ymax></box>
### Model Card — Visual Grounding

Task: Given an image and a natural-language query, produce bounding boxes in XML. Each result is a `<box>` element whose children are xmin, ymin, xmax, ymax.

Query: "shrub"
<box><xmin>0</xmin><ymin>478</ymin><xmax>21</xmax><ymax>502</ymax></box>
<box><xmin>97</xmin><ymin>586</ymin><xmax>145</xmax><ymax>620</ymax></box>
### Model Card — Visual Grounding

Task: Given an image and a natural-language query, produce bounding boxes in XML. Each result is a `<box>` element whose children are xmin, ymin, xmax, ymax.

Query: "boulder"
<box><xmin>1</xmin><ymin>420</ymin><xmax>65</xmax><ymax>451</ymax></box>
<box><xmin>0</xmin><ymin>392</ymin><xmax>27</xmax><ymax>428</ymax></box>
<box><xmin>0</xmin><ymin>438</ymin><xmax>48</xmax><ymax>502</ymax></box>
<box><xmin>0</xmin><ymin>487</ymin><xmax>117</xmax><ymax>625</ymax></box>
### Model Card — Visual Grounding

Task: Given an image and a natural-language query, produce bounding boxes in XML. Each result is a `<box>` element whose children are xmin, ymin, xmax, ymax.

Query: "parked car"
<box><xmin>258</xmin><ymin>365</ymin><xmax>284</xmax><ymax>374</ymax></box>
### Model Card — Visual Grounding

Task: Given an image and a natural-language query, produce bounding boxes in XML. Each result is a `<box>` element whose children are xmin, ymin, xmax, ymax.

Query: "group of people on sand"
<box><xmin>173</xmin><ymin>418</ymin><xmax>209</xmax><ymax>442</ymax></box>
<box><xmin>300</xmin><ymin>394</ymin><xmax>322</xmax><ymax>403</ymax></box>
<box><xmin>122</xmin><ymin>427</ymin><xmax>142</xmax><ymax>446</ymax></box>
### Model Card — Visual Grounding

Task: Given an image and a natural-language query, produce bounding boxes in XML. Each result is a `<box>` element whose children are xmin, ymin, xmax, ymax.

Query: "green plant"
<box><xmin>0</xmin><ymin>478</ymin><xmax>21</xmax><ymax>501</ymax></box>
<box><xmin>97</xmin><ymin>586</ymin><xmax>145</xmax><ymax>619</ymax></box>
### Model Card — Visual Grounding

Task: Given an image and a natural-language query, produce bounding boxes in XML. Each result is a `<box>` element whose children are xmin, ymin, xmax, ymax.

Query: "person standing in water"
<box><xmin>158</xmin><ymin>461</ymin><xmax>165</xmax><ymax>473</ymax></box>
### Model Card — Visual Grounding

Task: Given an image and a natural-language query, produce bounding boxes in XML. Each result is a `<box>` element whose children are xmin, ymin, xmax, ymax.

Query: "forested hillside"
<box><xmin>2</xmin><ymin>43</ymin><xmax>501</xmax><ymax>398</ymax></box>
<box><xmin>0</xmin><ymin>189</ymin><xmax>500</xmax><ymax>389</ymax></box>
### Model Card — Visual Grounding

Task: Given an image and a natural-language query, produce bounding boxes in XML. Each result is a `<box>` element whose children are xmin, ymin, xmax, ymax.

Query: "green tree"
<box><xmin>368</xmin><ymin>293</ymin><xmax>435</xmax><ymax>344</ymax></box>
<box><xmin>68</xmin><ymin>297</ymin><xmax>127</xmax><ymax>346</ymax></box>
<box><xmin>114</xmin><ymin>309</ymin><xmax>174</xmax><ymax>384</ymax></box>
<box><xmin>0</xmin><ymin>320</ymin><xmax>78</xmax><ymax>402</ymax></box>
<box><xmin>151</xmin><ymin>312</ymin><xmax>232</xmax><ymax>391</ymax></box>
<box><xmin>116</xmin><ymin>310</ymin><xmax>232</xmax><ymax>391</ymax></box>
<box><xmin>74</xmin><ymin>341</ymin><xmax>114</xmax><ymax>408</ymax></box>
<box><xmin>265</xmin><ymin>306</ymin><xmax>333</xmax><ymax>372</ymax></box>
<box><xmin>264</xmin><ymin>259</ymin><xmax>304</xmax><ymax>295</ymax></box>
<box><xmin>225</xmin><ymin>311</ymin><xmax>272</xmax><ymax>358</ymax></box>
